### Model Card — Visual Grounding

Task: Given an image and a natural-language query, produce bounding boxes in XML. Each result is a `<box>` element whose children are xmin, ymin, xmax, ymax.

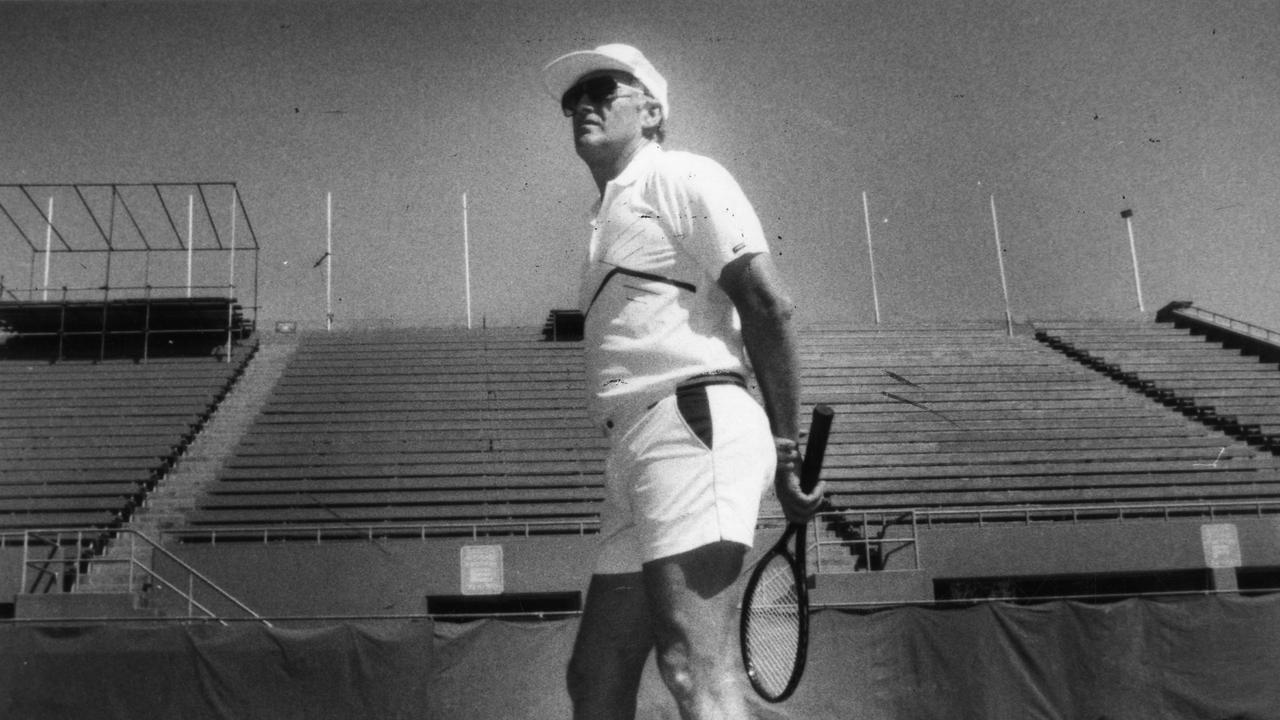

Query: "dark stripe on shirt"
<box><xmin>584</xmin><ymin>267</ymin><xmax>697</xmax><ymax>318</ymax></box>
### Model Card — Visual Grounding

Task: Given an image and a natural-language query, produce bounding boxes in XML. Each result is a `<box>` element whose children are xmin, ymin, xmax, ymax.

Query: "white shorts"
<box><xmin>594</xmin><ymin>381</ymin><xmax>775</xmax><ymax>575</ymax></box>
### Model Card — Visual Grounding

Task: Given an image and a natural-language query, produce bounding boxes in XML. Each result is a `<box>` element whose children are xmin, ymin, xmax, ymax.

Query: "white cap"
<box><xmin>542</xmin><ymin>43</ymin><xmax>669</xmax><ymax>119</ymax></box>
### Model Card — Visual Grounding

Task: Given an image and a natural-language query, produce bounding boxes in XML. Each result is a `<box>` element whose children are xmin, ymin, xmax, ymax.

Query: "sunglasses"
<box><xmin>560</xmin><ymin>76</ymin><xmax>648</xmax><ymax>117</ymax></box>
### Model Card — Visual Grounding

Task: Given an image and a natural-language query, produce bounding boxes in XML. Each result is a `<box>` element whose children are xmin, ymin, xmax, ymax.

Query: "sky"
<box><xmin>1</xmin><ymin>0</ymin><xmax>1277</xmax><ymax>333</ymax></box>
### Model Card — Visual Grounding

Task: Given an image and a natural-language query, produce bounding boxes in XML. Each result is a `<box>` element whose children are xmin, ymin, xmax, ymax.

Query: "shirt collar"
<box><xmin>589</xmin><ymin>142</ymin><xmax>661</xmax><ymax>221</ymax></box>
<box><xmin>609</xmin><ymin>141</ymin><xmax>661</xmax><ymax>189</ymax></box>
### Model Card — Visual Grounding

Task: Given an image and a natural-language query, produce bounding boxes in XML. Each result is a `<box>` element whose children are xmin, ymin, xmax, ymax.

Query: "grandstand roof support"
<box><xmin>0</xmin><ymin>182</ymin><xmax>262</xmax><ymax>361</ymax></box>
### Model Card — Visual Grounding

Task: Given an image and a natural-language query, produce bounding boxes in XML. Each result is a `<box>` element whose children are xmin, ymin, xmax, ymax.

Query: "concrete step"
<box><xmin>81</xmin><ymin>341</ymin><xmax>298</xmax><ymax>596</ymax></box>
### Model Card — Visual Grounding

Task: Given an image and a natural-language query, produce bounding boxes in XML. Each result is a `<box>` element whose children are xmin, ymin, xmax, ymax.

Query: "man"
<box><xmin>541</xmin><ymin>43</ymin><xmax>825</xmax><ymax>719</ymax></box>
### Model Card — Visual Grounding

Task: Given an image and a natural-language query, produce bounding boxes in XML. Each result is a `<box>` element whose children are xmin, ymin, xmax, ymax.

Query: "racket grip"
<box><xmin>800</xmin><ymin>404</ymin><xmax>834</xmax><ymax>493</ymax></box>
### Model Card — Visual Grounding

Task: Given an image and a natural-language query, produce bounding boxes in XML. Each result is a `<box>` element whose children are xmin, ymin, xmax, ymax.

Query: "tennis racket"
<box><xmin>740</xmin><ymin>403</ymin><xmax>834</xmax><ymax>703</ymax></box>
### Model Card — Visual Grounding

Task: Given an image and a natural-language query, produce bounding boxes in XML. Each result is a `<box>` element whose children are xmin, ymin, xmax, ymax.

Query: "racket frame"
<box><xmin>740</xmin><ymin>520</ymin><xmax>811</xmax><ymax>702</ymax></box>
<box><xmin>739</xmin><ymin>404</ymin><xmax>833</xmax><ymax>703</ymax></box>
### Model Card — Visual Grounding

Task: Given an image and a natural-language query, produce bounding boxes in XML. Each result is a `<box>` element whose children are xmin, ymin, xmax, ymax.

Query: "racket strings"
<box><xmin>743</xmin><ymin>556</ymin><xmax>802</xmax><ymax>695</ymax></box>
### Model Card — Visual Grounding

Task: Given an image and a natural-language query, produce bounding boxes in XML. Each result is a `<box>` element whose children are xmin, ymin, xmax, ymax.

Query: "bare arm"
<box><xmin>719</xmin><ymin>252</ymin><xmax>824</xmax><ymax>522</ymax></box>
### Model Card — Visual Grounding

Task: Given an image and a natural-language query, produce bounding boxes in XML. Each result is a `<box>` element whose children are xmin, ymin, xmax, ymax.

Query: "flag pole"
<box><xmin>990</xmin><ymin>194</ymin><xmax>1013</xmax><ymax>337</ymax></box>
<box><xmin>861</xmin><ymin>190</ymin><xmax>882</xmax><ymax>324</ymax></box>
<box><xmin>1121</xmin><ymin>209</ymin><xmax>1145</xmax><ymax>313</ymax></box>
<box><xmin>463</xmin><ymin>192</ymin><xmax>473</xmax><ymax>330</ymax></box>
<box><xmin>326</xmin><ymin>192</ymin><xmax>333</xmax><ymax>331</ymax></box>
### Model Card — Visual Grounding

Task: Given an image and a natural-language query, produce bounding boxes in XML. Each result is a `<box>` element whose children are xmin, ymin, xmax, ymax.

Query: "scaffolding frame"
<box><xmin>0</xmin><ymin>182</ymin><xmax>261</xmax><ymax>361</ymax></box>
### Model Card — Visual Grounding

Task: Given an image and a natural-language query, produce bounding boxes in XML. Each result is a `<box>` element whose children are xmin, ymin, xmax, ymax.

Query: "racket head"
<box><xmin>739</xmin><ymin>531</ymin><xmax>810</xmax><ymax>703</ymax></box>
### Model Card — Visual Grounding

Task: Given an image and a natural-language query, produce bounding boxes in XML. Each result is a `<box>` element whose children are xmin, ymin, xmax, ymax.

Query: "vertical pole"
<box><xmin>861</xmin><ymin>190</ymin><xmax>882</xmax><ymax>324</ymax></box>
<box><xmin>228</xmin><ymin>188</ymin><xmax>238</xmax><ymax>295</ymax></box>
<box><xmin>326</xmin><ymin>192</ymin><xmax>333</xmax><ymax>331</ymax></box>
<box><xmin>128</xmin><ymin>532</ymin><xmax>136</xmax><ymax>592</ymax></box>
<box><xmin>462</xmin><ymin>192</ymin><xmax>473</xmax><ymax>330</ymax></box>
<box><xmin>101</xmin><ymin>241</ymin><xmax>113</xmax><ymax>362</ymax></box>
<box><xmin>1121</xmin><ymin>209</ymin><xmax>1145</xmax><ymax>313</ymax></box>
<box><xmin>186</xmin><ymin>194</ymin><xmax>194</xmax><ymax>298</ymax></box>
<box><xmin>226</xmin><ymin>188</ymin><xmax>238</xmax><ymax>361</ymax></box>
<box><xmin>42</xmin><ymin>196</ymin><xmax>53</xmax><ymax>301</ymax></box>
<box><xmin>20</xmin><ymin>531</ymin><xmax>28</xmax><ymax>593</ymax></box>
<box><xmin>104</xmin><ymin>189</ymin><xmax>116</xmax><ymax>361</ymax></box>
<box><xmin>143</xmin><ymin>284</ymin><xmax>151</xmax><ymax>363</ymax></box>
<box><xmin>990</xmin><ymin>195</ymin><xmax>1014</xmax><ymax>337</ymax></box>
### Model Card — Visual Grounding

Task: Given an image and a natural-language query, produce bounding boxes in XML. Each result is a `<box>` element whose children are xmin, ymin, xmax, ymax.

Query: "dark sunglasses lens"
<box><xmin>562</xmin><ymin>76</ymin><xmax>619</xmax><ymax>112</ymax></box>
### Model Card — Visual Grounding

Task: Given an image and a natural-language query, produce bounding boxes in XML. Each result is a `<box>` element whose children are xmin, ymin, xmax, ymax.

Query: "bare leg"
<box><xmin>644</xmin><ymin>541</ymin><xmax>750</xmax><ymax>720</ymax></box>
<box><xmin>567</xmin><ymin>572</ymin><xmax>655</xmax><ymax>720</ymax></box>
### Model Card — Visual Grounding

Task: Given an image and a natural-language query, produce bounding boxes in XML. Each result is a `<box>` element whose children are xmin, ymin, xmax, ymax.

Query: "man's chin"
<box><xmin>574</xmin><ymin>133</ymin><xmax>609</xmax><ymax>158</ymax></box>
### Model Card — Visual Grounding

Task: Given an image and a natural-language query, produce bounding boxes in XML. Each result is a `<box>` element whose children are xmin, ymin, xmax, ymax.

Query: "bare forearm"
<box><xmin>741</xmin><ymin>301</ymin><xmax>801</xmax><ymax>443</ymax></box>
<box><xmin>720</xmin><ymin>252</ymin><xmax>822</xmax><ymax>522</ymax></box>
<box><xmin>719</xmin><ymin>252</ymin><xmax>802</xmax><ymax>441</ymax></box>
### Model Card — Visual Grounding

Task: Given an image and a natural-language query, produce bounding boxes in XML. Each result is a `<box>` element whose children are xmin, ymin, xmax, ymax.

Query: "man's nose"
<box><xmin>569</xmin><ymin>96</ymin><xmax>595</xmax><ymax>117</ymax></box>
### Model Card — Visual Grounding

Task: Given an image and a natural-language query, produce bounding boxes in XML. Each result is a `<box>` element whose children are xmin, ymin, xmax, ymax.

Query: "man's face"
<box><xmin>563</xmin><ymin>72</ymin><xmax>656</xmax><ymax>160</ymax></box>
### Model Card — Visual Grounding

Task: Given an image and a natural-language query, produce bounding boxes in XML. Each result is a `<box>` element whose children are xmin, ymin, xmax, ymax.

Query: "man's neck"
<box><xmin>585</xmin><ymin>138</ymin><xmax>652</xmax><ymax>195</ymax></box>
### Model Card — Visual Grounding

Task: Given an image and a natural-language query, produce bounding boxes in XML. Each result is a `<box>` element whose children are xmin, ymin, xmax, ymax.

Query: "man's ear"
<box><xmin>640</xmin><ymin>102</ymin><xmax>663</xmax><ymax>131</ymax></box>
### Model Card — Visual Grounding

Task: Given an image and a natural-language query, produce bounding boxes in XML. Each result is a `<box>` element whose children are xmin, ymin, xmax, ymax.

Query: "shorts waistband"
<box><xmin>601</xmin><ymin>372</ymin><xmax>748</xmax><ymax>436</ymax></box>
<box><xmin>675</xmin><ymin>371</ymin><xmax>748</xmax><ymax>392</ymax></box>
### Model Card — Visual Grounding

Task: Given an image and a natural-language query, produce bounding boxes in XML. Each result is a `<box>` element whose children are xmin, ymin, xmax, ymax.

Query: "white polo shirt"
<box><xmin>579</xmin><ymin>143</ymin><xmax>770</xmax><ymax>425</ymax></box>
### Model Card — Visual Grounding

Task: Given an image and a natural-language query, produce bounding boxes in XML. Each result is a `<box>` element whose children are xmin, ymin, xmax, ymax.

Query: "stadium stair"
<box><xmin>1</xmin><ymin>342</ymin><xmax>265</xmax><ymax>618</ymax></box>
<box><xmin>80</xmin><ymin>340</ymin><xmax>297</xmax><ymax>599</ymax></box>
<box><xmin>1034</xmin><ymin>319</ymin><xmax>1280</xmax><ymax>454</ymax></box>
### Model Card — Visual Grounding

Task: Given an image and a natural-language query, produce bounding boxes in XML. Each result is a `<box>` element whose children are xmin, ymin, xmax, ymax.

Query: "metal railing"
<box><xmin>1171</xmin><ymin>305</ymin><xmax>1280</xmax><ymax>346</ymax></box>
<box><xmin>800</xmin><ymin>510</ymin><xmax>921</xmax><ymax>575</ymax></box>
<box><xmin>912</xmin><ymin>498</ymin><xmax>1280</xmax><ymax>526</ymax></box>
<box><xmin>161</xmin><ymin>518</ymin><xmax>602</xmax><ymax>545</ymax></box>
<box><xmin>13</xmin><ymin>528</ymin><xmax>271</xmax><ymax>626</ymax></box>
<box><xmin>802</xmin><ymin>499</ymin><xmax>1280</xmax><ymax>576</ymax></box>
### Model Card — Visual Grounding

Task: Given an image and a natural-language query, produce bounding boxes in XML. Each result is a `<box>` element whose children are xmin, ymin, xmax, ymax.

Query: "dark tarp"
<box><xmin>4</xmin><ymin>595</ymin><xmax>1280</xmax><ymax>719</ymax></box>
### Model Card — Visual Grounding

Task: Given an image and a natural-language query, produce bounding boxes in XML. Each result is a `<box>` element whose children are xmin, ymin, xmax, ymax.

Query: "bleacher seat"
<box><xmin>186</xmin><ymin>328</ymin><xmax>604</xmax><ymax>536</ymax></box>
<box><xmin>801</xmin><ymin>324</ymin><xmax>1280</xmax><ymax>519</ymax></box>
<box><xmin>1036</xmin><ymin>320</ymin><xmax>1280</xmax><ymax>443</ymax></box>
<box><xmin>0</xmin><ymin>346</ymin><xmax>256</xmax><ymax>535</ymax></box>
<box><xmin>182</xmin><ymin>323</ymin><xmax>1280</xmax><ymax>542</ymax></box>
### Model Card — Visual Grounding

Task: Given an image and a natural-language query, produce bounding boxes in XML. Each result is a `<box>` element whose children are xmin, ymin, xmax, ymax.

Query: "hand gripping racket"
<box><xmin>740</xmin><ymin>404</ymin><xmax>834</xmax><ymax>703</ymax></box>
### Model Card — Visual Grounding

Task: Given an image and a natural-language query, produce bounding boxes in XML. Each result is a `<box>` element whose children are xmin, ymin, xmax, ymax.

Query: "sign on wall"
<box><xmin>460</xmin><ymin>545</ymin><xmax>505</xmax><ymax>596</ymax></box>
<box><xmin>1200</xmin><ymin>524</ymin><xmax>1241</xmax><ymax>569</ymax></box>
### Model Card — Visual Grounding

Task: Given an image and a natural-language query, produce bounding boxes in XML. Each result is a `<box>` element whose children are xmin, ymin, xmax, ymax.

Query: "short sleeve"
<box><xmin>648</xmin><ymin>152</ymin><xmax>769</xmax><ymax>279</ymax></box>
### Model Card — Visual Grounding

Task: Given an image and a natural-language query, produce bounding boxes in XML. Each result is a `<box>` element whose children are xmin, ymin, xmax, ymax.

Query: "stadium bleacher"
<box><xmin>2</xmin><ymin>310</ymin><xmax>1279</xmax><ymax>611</ymax></box>
<box><xmin>0</xmin><ymin>351</ymin><xmax>255</xmax><ymax>531</ymax></box>
<box><xmin>184</xmin><ymin>328</ymin><xmax>604</xmax><ymax>535</ymax></box>
<box><xmin>0</xmin><ymin>343</ymin><xmax>256</xmax><ymax>605</ymax></box>
<box><xmin>810</xmin><ymin>323</ymin><xmax>1280</xmax><ymax>514</ymax></box>
<box><xmin>1035</xmin><ymin>319</ymin><xmax>1280</xmax><ymax>447</ymax></box>
<box><xmin>5</xmin><ymin>310</ymin><xmax>1280</xmax><ymax>718</ymax></box>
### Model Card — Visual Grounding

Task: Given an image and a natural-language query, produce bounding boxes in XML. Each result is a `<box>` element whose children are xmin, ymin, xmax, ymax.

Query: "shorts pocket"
<box><xmin>675</xmin><ymin>384</ymin><xmax>714</xmax><ymax>450</ymax></box>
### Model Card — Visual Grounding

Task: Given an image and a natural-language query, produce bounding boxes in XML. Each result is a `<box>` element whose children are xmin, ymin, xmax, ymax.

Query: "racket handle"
<box><xmin>800</xmin><ymin>404</ymin><xmax>834</xmax><ymax>493</ymax></box>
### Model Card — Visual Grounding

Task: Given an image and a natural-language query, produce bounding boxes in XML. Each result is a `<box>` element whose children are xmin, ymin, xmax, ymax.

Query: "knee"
<box><xmin>654</xmin><ymin>641</ymin><xmax>717</xmax><ymax>705</ymax></box>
